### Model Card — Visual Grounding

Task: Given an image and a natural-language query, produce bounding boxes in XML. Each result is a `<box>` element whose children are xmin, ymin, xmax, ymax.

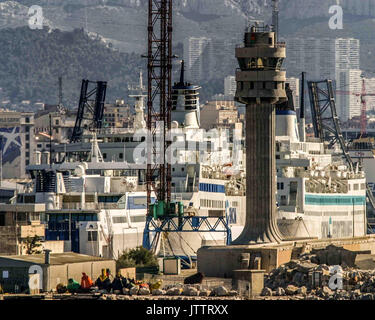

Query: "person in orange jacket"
<box><xmin>80</xmin><ymin>272</ymin><xmax>94</xmax><ymax>292</ymax></box>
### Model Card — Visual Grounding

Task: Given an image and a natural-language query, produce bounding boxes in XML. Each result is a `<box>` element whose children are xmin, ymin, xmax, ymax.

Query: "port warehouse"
<box><xmin>0</xmin><ymin>252</ymin><xmax>115</xmax><ymax>292</ymax></box>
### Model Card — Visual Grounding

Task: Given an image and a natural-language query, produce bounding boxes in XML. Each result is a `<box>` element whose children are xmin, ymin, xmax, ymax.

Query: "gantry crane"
<box><xmin>142</xmin><ymin>0</ymin><xmax>232</xmax><ymax>254</ymax></box>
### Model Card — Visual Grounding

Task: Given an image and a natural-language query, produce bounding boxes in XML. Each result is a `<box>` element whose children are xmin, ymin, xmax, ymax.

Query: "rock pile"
<box><xmin>261</xmin><ymin>251</ymin><xmax>375</xmax><ymax>300</ymax></box>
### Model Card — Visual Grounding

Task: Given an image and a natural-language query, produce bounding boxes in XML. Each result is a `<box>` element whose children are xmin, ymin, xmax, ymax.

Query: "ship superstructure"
<box><xmin>275</xmin><ymin>99</ymin><xmax>367</xmax><ymax>239</ymax></box>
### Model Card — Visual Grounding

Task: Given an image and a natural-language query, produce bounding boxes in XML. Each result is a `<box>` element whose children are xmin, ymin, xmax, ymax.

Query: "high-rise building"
<box><xmin>224</xmin><ymin>76</ymin><xmax>236</xmax><ymax>97</ymax></box>
<box><xmin>364</xmin><ymin>77</ymin><xmax>375</xmax><ymax>112</ymax></box>
<box><xmin>286</xmin><ymin>37</ymin><xmax>360</xmax><ymax>121</ymax></box>
<box><xmin>335</xmin><ymin>38</ymin><xmax>360</xmax><ymax>70</ymax></box>
<box><xmin>183</xmin><ymin>37</ymin><xmax>212</xmax><ymax>82</ymax></box>
<box><xmin>286</xmin><ymin>77</ymin><xmax>300</xmax><ymax>109</ymax></box>
<box><xmin>335</xmin><ymin>69</ymin><xmax>362</xmax><ymax>121</ymax></box>
<box><xmin>286</xmin><ymin>37</ymin><xmax>360</xmax><ymax>81</ymax></box>
<box><xmin>184</xmin><ymin>36</ymin><xmax>240</xmax><ymax>83</ymax></box>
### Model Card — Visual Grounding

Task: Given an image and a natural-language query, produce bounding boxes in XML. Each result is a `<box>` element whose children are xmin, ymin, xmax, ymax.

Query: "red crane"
<box><xmin>336</xmin><ymin>78</ymin><xmax>375</xmax><ymax>136</ymax></box>
<box><xmin>146</xmin><ymin>0</ymin><xmax>173</xmax><ymax>212</ymax></box>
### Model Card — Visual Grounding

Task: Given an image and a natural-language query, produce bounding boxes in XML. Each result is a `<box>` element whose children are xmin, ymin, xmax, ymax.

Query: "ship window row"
<box><xmin>238</xmin><ymin>81</ymin><xmax>285</xmax><ymax>91</ymax></box>
<box><xmin>349</xmin><ymin>183</ymin><xmax>366</xmax><ymax>191</ymax></box>
<box><xmin>305</xmin><ymin>195</ymin><xmax>366</xmax><ymax>206</ymax></box>
<box><xmin>277</xmin><ymin>182</ymin><xmax>285</xmax><ymax>190</ymax></box>
<box><xmin>98</xmin><ymin>195</ymin><xmax>122</xmax><ymax>203</ymax></box>
<box><xmin>47</xmin><ymin>213</ymin><xmax>98</xmax><ymax>222</ymax></box>
<box><xmin>101</xmin><ymin>136</ymin><xmax>146</xmax><ymax>143</ymax></box>
<box><xmin>199</xmin><ymin>183</ymin><xmax>225</xmax><ymax>193</ymax></box>
<box><xmin>200</xmin><ymin>199</ymin><xmax>224</xmax><ymax>209</ymax></box>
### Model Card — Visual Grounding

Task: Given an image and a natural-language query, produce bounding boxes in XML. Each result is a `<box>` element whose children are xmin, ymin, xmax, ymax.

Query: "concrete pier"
<box><xmin>198</xmin><ymin>235</ymin><xmax>375</xmax><ymax>276</ymax></box>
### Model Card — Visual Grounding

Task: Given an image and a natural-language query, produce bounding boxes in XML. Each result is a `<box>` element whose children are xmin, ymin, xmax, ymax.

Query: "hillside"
<box><xmin>0</xmin><ymin>26</ymin><xmax>144</xmax><ymax>107</ymax></box>
<box><xmin>0</xmin><ymin>26</ymin><xmax>219</xmax><ymax>107</ymax></box>
<box><xmin>1</xmin><ymin>0</ymin><xmax>375</xmax><ymax>105</ymax></box>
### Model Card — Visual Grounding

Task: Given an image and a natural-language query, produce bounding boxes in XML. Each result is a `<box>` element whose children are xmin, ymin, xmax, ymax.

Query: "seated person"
<box><xmin>95</xmin><ymin>269</ymin><xmax>112</xmax><ymax>292</ymax></box>
<box><xmin>67</xmin><ymin>278</ymin><xmax>80</xmax><ymax>293</ymax></box>
<box><xmin>111</xmin><ymin>272</ymin><xmax>128</xmax><ymax>292</ymax></box>
<box><xmin>80</xmin><ymin>272</ymin><xmax>94</xmax><ymax>292</ymax></box>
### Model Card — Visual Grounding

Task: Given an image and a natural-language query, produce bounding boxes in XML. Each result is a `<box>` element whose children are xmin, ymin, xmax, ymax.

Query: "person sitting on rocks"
<box><xmin>80</xmin><ymin>272</ymin><xmax>94</xmax><ymax>292</ymax></box>
<box><xmin>67</xmin><ymin>278</ymin><xmax>80</xmax><ymax>293</ymax></box>
<box><xmin>111</xmin><ymin>272</ymin><xmax>128</xmax><ymax>293</ymax></box>
<box><xmin>95</xmin><ymin>269</ymin><xmax>112</xmax><ymax>292</ymax></box>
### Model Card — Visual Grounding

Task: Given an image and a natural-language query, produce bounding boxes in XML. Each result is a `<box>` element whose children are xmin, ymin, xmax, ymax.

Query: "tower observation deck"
<box><xmin>233</xmin><ymin>25</ymin><xmax>287</xmax><ymax>244</ymax></box>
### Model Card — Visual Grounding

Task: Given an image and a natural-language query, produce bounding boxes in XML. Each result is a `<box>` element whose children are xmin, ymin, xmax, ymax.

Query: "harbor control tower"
<box><xmin>197</xmin><ymin>24</ymin><xmax>289</xmax><ymax>275</ymax></box>
<box><xmin>232</xmin><ymin>25</ymin><xmax>287</xmax><ymax>244</ymax></box>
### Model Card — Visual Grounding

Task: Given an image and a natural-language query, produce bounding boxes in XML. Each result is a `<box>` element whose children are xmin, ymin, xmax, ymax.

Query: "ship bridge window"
<box><xmin>98</xmin><ymin>195</ymin><xmax>121</xmax><ymax>203</ymax></box>
<box><xmin>127</xmin><ymin>196</ymin><xmax>155</xmax><ymax>210</ymax></box>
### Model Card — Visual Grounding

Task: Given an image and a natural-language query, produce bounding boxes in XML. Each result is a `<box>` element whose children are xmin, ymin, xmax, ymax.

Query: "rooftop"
<box><xmin>0</xmin><ymin>252</ymin><xmax>113</xmax><ymax>265</ymax></box>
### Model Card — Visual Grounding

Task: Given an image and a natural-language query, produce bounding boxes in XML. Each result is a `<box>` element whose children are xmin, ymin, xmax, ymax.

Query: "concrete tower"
<box><xmin>232</xmin><ymin>25</ymin><xmax>287</xmax><ymax>244</ymax></box>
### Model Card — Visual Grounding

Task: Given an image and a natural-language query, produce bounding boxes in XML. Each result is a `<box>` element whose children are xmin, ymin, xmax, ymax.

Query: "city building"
<box><xmin>183</xmin><ymin>37</ymin><xmax>240</xmax><ymax>83</ymax></box>
<box><xmin>0</xmin><ymin>202</ymin><xmax>45</xmax><ymax>255</ymax></box>
<box><xmin>200</xmin><ymin>100</ymin><xmax>239</xmax><ymax>130</ymax></box>
<box><xmin>0</xmin><ymin>252</ymin><xmax>115</xmax><ymax>292</ymax></box>
<box><xmin>336</xmin><ymin>69</ymin><xmax>362</xmax><ymax>121</ymax></box>
<box><xmin>224</xmin><ymin>76</ymin><xmax>236</xmax><ymax>97</ymax></box>
<box><xmin>286</xmin><ymin>37</ymin><xmax>360</xmax><ymax>121</ymax></box>
<box><xmin>365</xmin><ymin>77</ymin><xmax>375</xmax><ymax>112</ymax></box>
<box><xmin>286</xmin><ymin>37</ymin><xmax>360</xmax><ymax>81</ymax></box>
<box><xmin>184</xmin><ymin>37</ymin><xmax>213</xmax><ymax>82</ymax></box>
<box><xmin>103</xmin><ymin>100</ymin><xmax>133</xmax><ymax>129</ymax></box>
<box><xmin>286</xmin><ymin>77</ymin><xmax>300</xmax><ymax>109</ymax></box>
<box><xmin>0</xmin><ymin>111</ymin><xmax>35</xmax><ymax>179</ymax></box>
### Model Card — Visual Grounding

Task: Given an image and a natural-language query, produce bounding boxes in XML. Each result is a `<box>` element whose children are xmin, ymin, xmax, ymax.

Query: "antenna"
<box><xmin>272</xmin><ymin>0</ymin><xmax>279</xmax><ymax>43</ymax></box>
<box><xmin>58</xmin><ymin>76</ymin><xmax>63</xmax><ymax>107</ymax></box>
<box><xmin>57</xmin><ymin>76</ymin><xmax>66</xmax><ymax>115</ymax></box>
<box><xmin>300</xmin><ymin>72</ymin><xmax>305</xmax><ymax>120</ymax></box>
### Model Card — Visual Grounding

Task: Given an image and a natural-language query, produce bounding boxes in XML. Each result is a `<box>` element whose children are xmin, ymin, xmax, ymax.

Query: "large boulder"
<box><xmin>199</xmin><ymin>290</ymin><xmax>211</xmax><ymax>297</ymax></box>
<box><xmin>129</xmin><ymin>287</ymin><xmax>139</xmax><ymax>296</ymax></box>
<box><xmin>152</xmin><ymin>289</ymin><xmax>166</xmax><ymax>296</ymax></box>
<box><xmin>296</xmin><ymin>262</ymin><xmax>318</xmax><ymax>273</ymax></box>
<box><xmin>213</xmin><ymin>286</ymin><xmax>228</xmax><ymax>297</ymax></box>
<box><xmin>261</xmin><ymin>287</ymin><xmax>273</xmax><ymax>297</ymax></box>
<box><xmin>183</xmin><ymin>287</ymin><xmax>199</xmax><ymax>296</ymax></box>
<box><xmin>139</xmin><ymin>287</ymin><xmax>151</xmax><ymax>295</ymax></box>
<box><xmin>166</xmin><ymin>288</ymin><xmax>183</xmax><ymax>296</ymax></box>
<box><xmin>275</xmin><ymin>287</ymin><xmax>285</xmax><ymax>296</ymax></box>
<box><xmin>297</xmin><ymin>286</ymin><xmax>307</xmax><ymax>295</ymax></box>
<box><xmin>285</xmin><ymin>285</ymin><xmax>299</xmax><ymax>295</ymax></box>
